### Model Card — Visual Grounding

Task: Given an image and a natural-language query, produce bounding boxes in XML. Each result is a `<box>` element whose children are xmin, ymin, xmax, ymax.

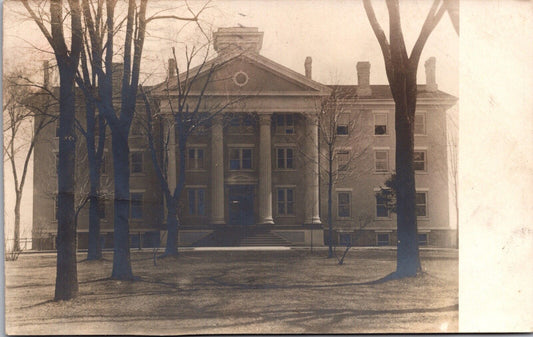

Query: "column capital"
<box><xmin>212</xmin><ymin>113</ymin><xmax>224</xmax><ymax>125</ymax></box>
<box><xmin>305</xmin><ymin>113</ymin><xmax>319</xmax><ymax>126</ymax></box>
<box><xmin>258</xmin><ymin>113</ymin><xmax>272</xmax><ymax>126</ymax></box>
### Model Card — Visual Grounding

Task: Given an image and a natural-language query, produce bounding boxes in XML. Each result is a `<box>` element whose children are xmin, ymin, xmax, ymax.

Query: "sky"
<box><xmin>3</xmin><ymin>0</ymin><xmax>459</xmax><ymax>94</ymax></box>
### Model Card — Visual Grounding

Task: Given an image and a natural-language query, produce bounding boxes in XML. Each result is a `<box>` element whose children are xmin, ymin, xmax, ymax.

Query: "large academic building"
<box><xmin>32</xmin><ymin>27</ymin><xmax>457</xmax><ymax>249</ymax></box>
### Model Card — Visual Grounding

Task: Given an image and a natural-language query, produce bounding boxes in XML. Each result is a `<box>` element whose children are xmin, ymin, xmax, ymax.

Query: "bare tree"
<box><xmin>363</xmin><ymin>0</ymin><xmax>457</xmax><ymax>277</ymax></box>
<box><xmin>315</xmin><ymin>86</ymin><xmax>370</xmax><ymax>258</ymax></box>
<box><xmin>77</xmin><ymin>0</ymin><xmax>205</xmax><ymax>279</ymax></box>
<box><xmin>3</xmin><ymin>69</ymin><xmax>57</xmax><ymax>256</ymax></box>
<box><xmin>141</xmin><ymin>44</ymin><xmax>244</xmax><ymax>256</ymax></box>
<box><xmin>22</xmin><ymin>0</ymin><xmax>83</xmax><ymax>300</ymax></box>
<box><xmin>334</xmin><ymin>213</ymin><xmax>372</xmax><ymax>265</ymax></box>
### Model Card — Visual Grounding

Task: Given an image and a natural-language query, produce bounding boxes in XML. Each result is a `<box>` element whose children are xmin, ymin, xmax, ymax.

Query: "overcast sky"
<box><xmin>3</xmin><ymin>0</ymin><xmax>459</xmax><ymax>94</ymax></box>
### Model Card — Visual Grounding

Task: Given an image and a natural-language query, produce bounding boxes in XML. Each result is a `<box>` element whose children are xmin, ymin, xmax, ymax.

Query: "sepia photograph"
<box><xmin>1</xmin><ymin>0</ymin><xmax>531</xmax><ymax>334</ymax></box>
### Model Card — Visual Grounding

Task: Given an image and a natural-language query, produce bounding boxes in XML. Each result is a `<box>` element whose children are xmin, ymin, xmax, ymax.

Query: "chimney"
<box><xmin>425</xmin><ymin>57</ymin><xmax>438</xmax><ymax>92</ymax></box>
<box><xmin>111</xmin><ymin>63</ymin><xmax>124</xmax><ymax>94</ymax></box>
<box><xmin>168</xmin><ymin>58</ymin><xmax>176</xmax><ymax>78</ymax></box>
<box><xmin>43</xmin><ymin>60</ymin><xmax>50</xmax><ymax>89</ymax></box>
<box><xmin>356</xmin><ymin>61</ymin><xmax>372</xmax><ymax>97</ymax></box>
<box><xmin>213</xmin><ymin>27</ymin><xmax>264</xmax><ymax>55</ymax></box>
<box><xmin>304</xmin><ymin>57</ymin><xmax>312</xmax><ymax>79</ymax></box>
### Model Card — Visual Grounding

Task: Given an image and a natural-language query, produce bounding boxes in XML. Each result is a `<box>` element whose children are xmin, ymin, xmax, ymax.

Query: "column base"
<box><xmin>304</xmin><ymin>217</ymin><xmax>322</xmax><ymax>225</ymax></box>
<box><xmin>257</xmin><ymin>218</ymin><xmax>274</xmax><ymax>225</ymax></box>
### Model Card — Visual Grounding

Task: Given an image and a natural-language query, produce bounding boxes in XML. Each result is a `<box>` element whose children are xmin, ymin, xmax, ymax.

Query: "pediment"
<box><xmin>154</xmin><ymin>52</ymin><xmax>331</xmax><ymax>97</ymax></box>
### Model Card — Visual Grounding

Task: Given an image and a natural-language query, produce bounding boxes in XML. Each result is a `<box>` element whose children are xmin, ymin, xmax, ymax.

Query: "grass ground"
<box><xmin>5</xmin><ymin>248</ymin><xmax>458</xmax><ymax>334</ymax></box>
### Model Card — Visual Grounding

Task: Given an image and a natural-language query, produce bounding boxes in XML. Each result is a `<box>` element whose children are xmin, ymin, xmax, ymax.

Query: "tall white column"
<box><xmin>304</xmin><ymin>114</ymin><xmax>321</xmax><ymax>224</ymax></box>
<box><xmin>210</xmin><ymin>115</ymin><xmax>225</xmax><ymax>224</ymax></box>
<box><xmin>258</xmin><ymin>114</ymin><xmax>274</xmax><ymax>225</ymax></box>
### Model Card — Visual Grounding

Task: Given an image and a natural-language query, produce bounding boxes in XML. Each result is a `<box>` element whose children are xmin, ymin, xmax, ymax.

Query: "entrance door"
<box><xmin>228</xmin><ymin>185</ymin><xmax>254</xmax><ymax>226</ymax></box>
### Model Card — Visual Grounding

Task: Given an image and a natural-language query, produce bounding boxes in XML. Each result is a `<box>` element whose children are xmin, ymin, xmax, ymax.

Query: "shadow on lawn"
<box><xmin>206</xmin><ymin>271</ymin><xmax>426</xmax><ymax>290</ymax></box>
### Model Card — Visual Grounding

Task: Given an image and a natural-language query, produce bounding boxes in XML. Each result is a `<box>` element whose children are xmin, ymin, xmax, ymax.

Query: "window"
<box><xmin>276</xmin><ymin>148</ymin><xmax>294</xmax><ymax>169</ymax></box>
<box><xmin>229</xmin><ymin>148</ymin><xmax>253</xmax><ymax>170</ymax></box>
<box><xmin>188</xmin><ymin>189</ymin><xmax>206</xmax><ymax>216</ymax></box>
<box><xmin>54</xmin><ymin>152</ymin><xmax>59</xmax><ymax>175</ymax></box>
<box><xmin>414</xmin><ymin>150</ymin><xmax>427</xmax><ymax>172</ymax></box>
<box><xmin>130</xmin><ymin>120</ymin><xmax>143</xmax><ymax>136</ymax></box>
<box><xmin>336</xmin><ymin>125</ymin><xmax>348</xmax><ymax>135</ymax></box>
<box><xmin>374</xmin><ymin>113</ymin><xmax>388</xmax><ymax>135</ymax></box>
<box><xmin>227</xmin><ymin>114</ymin><xmax>254</xmax><ymax>131</ymax></box>
<box><xmin>374</xmin><ymin>150</ymin><xmax>389</xmax><ymax>172</ymax></box>
<box><xmin>54</xmin><ymin>194</ymin><xmax>59</xmax><ymax>220</ymax></box>
<box><xmin>377</xmin><ymin>233</ymin><xmax>390</xmax><ymax>246</ymax></box>
<box><xmin>97</xmin><ymin>198</ymin><xmax>106</xmax><ymax>219</ymax></box>
<box><xmin>275</xmin><ymin>114</ymin><xmax>294</xmax><ymax>134</ymax></box>
<box><xmin>376</xmin><ymin>195</ymin><xmax>389</xmax><ymax>218</ymax></box>
<box><xmin>415</xmin><ymin>192</ymin><xmax>428</xmax><ymax>217</ymax></box>
<box><xmin>339</xmin><ymin>233</ymin><xmax>352</xmax><ymax>246</ymax></box>
<box><xmin>277</xmin><ymin>188</ymin><xmax>294</xmax><ymax>215</ymax></box>
<box><xmin>418</xmin><ymin>233</ymin><xmax>428</xmax><ymax>246</ymax></box>
<box><xmin>415</xmin><ymin>114</ymin><xmax>426</xmax><ymax>135</ymax></box>
<box><xmin>187</xmin><ymin>148</ymin><xmax>205</xmax><ymax>170</ymax></box>
<box><xmin>131</xmin><ymin>151</ymin><xmax>143</xmax><ymax>174</ymax></box>
<box><xmin>130</xmin><ymin>193</ymin><xmax>143</xmax><ymax>219</ymax></box>
<box><xmin>337</xmin><ymin>150</ymin><xmax>350</xmax><ymax>171</ymax></box>
<box><xmin>337</xmin><ymin>191</ymin><xmax>351</xmax><ymax>218</ymax></box>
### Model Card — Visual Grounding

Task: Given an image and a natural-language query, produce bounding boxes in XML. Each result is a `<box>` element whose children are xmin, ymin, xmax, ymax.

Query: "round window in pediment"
<box><xmin>233</xmin><ymin>71</ymin><xmax>249</xmax><ymax>87</ymax></box>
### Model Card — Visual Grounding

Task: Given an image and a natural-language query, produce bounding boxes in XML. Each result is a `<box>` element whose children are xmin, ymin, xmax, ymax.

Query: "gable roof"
<box><xmin>152</xmin><ymin>50</ymin><xmax>332</xmax><ymax>96</ymax></box>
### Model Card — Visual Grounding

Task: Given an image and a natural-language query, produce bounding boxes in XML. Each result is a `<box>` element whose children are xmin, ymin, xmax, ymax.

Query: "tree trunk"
<box><xmin>110</xmin><ymin>130</ymin><xmax>134</xmax><ymax>280</ymax></box>
<box><xmin>327</xmin><ymin>165</ymin><xmax>333</xmax><ymax>258</ymax></box>
<box><xmin>55</xmin><ymin>69</ymin><xmax>79</xmax><ymax>301</ymax></box>
<box><xmin>87</xmin><ymin>191</ymin><xmax>102</xmax><ymax>260</ymax></box>
<box><xmin>393</xmin><ymin>70</ymin><xmax>421</xmax><ymax>277</ymax></box>
<box><xmin>165</xmin><ymin>197</ymin><xmax>178</xmax><ymax>256</ymax></box>
<box><xmin>13</xmin><ymin>193</ymin><xmax>22</xmax><ymax>252</ymax></box>
<box><xmin>87</xmin><ymin>118</ymin><xmax>102</xmax><ymax>260</ymax></box>
<box><xmin>164</xmin><ymin>133</ymin><xmax>187</xmax><ymax>255</ymax></box>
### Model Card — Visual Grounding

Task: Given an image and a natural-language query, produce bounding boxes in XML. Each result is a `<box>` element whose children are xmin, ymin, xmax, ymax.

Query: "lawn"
<box><xmin>5</xmin><ymin>248</ymin><xmax>458</xmax><ymax>334</ymax></box>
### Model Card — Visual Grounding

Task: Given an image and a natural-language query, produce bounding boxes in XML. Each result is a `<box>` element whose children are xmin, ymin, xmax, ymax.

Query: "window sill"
<box><xmin>336</xmin><ymin>217</ymin><xmax>353</xmax><ymax>221</ymax></box>
<box><xmin>274</xmin><ymin>168</ymin><xmax>297</xmax><ymax>172</ymax></box>
<box><xmin>227</xmin><ymin>132</ymin><xmax>255</xmax><ymax>136</ymax></box>
<box><xmin>228</xmin><ymin>169</ymin><xmax>255</xmax><ymax>172</ymax></box>
<box><xmin>373</xmin><ymin>134</ymin><xmax>390</xmax><ymax>137</ymax></box>
<box><xmin>375</xmin><ymin>217</ymin><xmax>392</xmax><ymax>221</ymax></box>
<box><xmin>373</xmin><ymin>171</ymin><xmax>390</xmax><ymax>175</ymax></box>
<box><xmin>186</xmin><ymin>169</ymin><xmax>208</xmax><ymax>173</ymax></box>
<box><xmin>415</xmin><ymin>171</ymin><xmax>428</xmax><ymax>175</ymax></box>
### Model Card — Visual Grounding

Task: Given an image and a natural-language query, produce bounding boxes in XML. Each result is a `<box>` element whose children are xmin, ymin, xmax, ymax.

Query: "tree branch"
<box><xmin>410</xmin><ymin>0</ymin><xmax>446</xmax><ymax>66</ymax></box>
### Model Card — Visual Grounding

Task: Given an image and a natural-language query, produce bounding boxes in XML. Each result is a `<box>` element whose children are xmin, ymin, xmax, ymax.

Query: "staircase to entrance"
<box><xmin>192</xmin><ymin>227</ymin><xmax>292</xmax><ymax>247</ymax></box>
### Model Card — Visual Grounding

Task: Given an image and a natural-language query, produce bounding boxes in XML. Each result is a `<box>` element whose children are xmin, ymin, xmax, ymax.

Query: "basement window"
<box><xmin>418</xmin><ymin>233</ymin><xmax>428</xmax><ymax>246</ymax></box>
<box><xmin>377</xmin><ymin>233</ymin><xmax>390</xmax><ymax>246</ymax></box>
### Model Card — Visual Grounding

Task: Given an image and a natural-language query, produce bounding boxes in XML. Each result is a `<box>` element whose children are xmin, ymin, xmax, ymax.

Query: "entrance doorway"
<box><xmin>228</xmin><ymin>185</ymin><xmax>255</xmax><ymax>226</ymax></box>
